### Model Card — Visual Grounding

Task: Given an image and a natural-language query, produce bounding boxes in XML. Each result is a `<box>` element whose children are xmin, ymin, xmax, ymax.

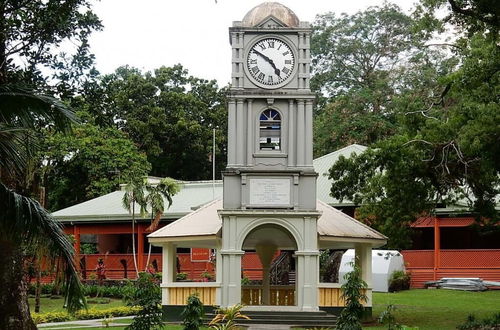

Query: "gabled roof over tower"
<box><xmin>241</xmin><ymin>2</ymin><xmax>300</xmax><ymax>27</ymax></box>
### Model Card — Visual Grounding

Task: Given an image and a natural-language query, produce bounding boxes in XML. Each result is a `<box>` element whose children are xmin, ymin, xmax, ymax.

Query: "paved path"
<box><xmin>246</xmin><ymin>325</ymin><xmax>291</xmax><ymax>330</ymax></box>
<box><xmin>38</xmin><ymin>318</ymin><xmax>294</xmax><ymax>330</ymax></box>
<box><xmin>37</xmin><ymin>316</ymin><xmax>133</xmax><ymax>329</ymax></box>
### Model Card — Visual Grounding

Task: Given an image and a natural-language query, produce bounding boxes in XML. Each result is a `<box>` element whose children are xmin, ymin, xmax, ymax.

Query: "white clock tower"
<box><xmin>149</xmin><ymin>2</ymin><xmax>386</xmax><ymax>322</ymax></box>
<box><xmin>219</xmin><ymin>2</ymin><xmax>320</xmax><ymax>310</ymax></box>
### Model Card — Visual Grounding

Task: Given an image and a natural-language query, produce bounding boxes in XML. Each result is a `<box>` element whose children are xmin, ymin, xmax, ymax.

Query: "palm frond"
<box><xmin>0</xmin><ymin>84</ymin><xmax>79</xmax><ymax>133</ymax></box>
<box><xmin>0</xmin><ymin>124</ymin><xmax>32</xmax><ymax>176</ymax></box>
<box><xmin>0</xmin><ymin>183</ymin><xmax>86</xmax><ymax>313</ymax></box>
<box><xmin>145</xmin><ymin>178</ymin><xmax>180</xmax><ymax>231</ymax></box>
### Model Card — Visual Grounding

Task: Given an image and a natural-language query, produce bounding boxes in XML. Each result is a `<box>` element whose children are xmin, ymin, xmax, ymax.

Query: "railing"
<box><xmin>318</xmin><ymin>284</ymin><xmax>371</xmax><ymax>307</ymax></box>
<box><xmin>165</xmin><ymin>283</ymin><xmax>219</xmax><ymax>305</ymax></box>
<box><xmin>401</xmin><ymin>249</ymin><xmax>500</xmax><ymax>288</ymax></box>
<box><xmin>77</xmin><ymin>253</ymin><xmax>163</xmax><ymax>280</ymax></box>
<box><xmin>241</xmin><ymin>285</ymin><xmax>295</xmax><ymax>306</ymax></box>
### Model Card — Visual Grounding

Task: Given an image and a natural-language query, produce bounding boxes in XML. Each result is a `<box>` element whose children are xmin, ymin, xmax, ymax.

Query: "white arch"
<box><xmin>237</xmin><ymin>217</ymin><xmax>304</xmax><ymax>251</ymax></box>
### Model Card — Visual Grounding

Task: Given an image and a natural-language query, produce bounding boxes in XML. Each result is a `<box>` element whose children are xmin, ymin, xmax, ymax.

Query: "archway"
<box><xmin>241</xmin><ymin>223</ymin><xmax>298</xmax><ymax>306</ymax></box>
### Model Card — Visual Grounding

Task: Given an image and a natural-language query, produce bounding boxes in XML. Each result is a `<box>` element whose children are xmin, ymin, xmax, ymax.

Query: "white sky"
<box><xmin>88</xmin><ymin>0</ymin><xmax>416</xmax><ymax>86</ymax></box>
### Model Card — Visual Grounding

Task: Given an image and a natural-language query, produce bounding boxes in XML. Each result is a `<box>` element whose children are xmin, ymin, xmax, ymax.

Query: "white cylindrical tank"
<box><xmin>339</xmin><ymin>249</ymin><xmax>405</xmax><ymax>292</ymax></box>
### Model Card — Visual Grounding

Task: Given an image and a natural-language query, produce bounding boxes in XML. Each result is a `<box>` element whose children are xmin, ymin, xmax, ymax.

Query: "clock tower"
<box><xmin>219</xmin><ymin>2</ymin><xmax>320</xmax><ymax>311</ymax></box>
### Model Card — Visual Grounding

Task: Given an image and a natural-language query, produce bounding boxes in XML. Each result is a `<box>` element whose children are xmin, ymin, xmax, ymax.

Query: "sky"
<box><xmin>88</xmin><ymin>0</ymin><xmax>416</xmax><ymax>86</ymax></box>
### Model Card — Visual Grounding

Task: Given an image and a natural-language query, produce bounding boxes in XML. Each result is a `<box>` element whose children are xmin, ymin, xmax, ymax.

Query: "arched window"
<box><xmin>259</xmin><ymin>109</ymin><xmax>281</xmax><ymax>151</ymax></box>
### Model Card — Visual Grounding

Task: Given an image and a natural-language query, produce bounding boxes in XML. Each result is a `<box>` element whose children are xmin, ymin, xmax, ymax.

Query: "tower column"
<box><xmin>305</xmin><ymin>100</ymin><xmax>313</xmax><ymax>165</ymax></box>
<box><xmin>296</xmin><ymin>100</ymin><xmax>305</xmax><ymax>166</ymax></box>
<box><xmin>296</xmin><ymin>251</ymin><xmax>319</xmax><ymax>311</ymax></box>
<box><xmin>220</xmin><ymin>250</ymin><xmax>243</xmax><ymax>307</ymax></box>
<box><xmin>236</xmin><ymin>99</ymin><xmax>245</xmax><ymax>166</ymax></box>
<box><xmin>246</xmin><ymin>99</ymin><xmax>253</xmax><ymax>166</ymax></box>
<box><xmin>228</xmin><ymin>100</ymin><xmax>236</xmax><ymax>166</ymax></box>
<box><xmin>288</xmin><ymin>100</ymin><xmax>295</xmax><ymax>167</ymax></box>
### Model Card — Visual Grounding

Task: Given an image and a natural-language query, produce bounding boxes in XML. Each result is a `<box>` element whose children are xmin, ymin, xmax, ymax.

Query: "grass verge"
<box><xmin>366</xmin><ymin>289</ymin><xmax>500</xmax><ymax>329</ymax></box>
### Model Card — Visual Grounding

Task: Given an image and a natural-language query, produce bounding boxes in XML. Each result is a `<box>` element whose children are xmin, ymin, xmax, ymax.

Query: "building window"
<box><xmin>259</xmin><ymin>109</ymin><xmax>281</xmax><ymax>151</ymax></box>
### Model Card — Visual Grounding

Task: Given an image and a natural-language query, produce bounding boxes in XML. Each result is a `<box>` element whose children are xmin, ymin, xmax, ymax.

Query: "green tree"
<box><xmin>182</xmin><ymin>293</ymin><xmax>205</xmax><ymax>330</ymax></box>
<box><xmin>311</xmin><ymin>3</ymin><xmax>454</xmax><ymax>155</ymax></box>
<box><xmin>336</xmin><ymin>260</ymin><xmax>368</xmax><ymax>330</ymax></box>
<box><xmin>42</xmin><ymin>116</ymin><xmax>151</xmax><ymax>211</ymax></box>
<box><xmin>328</xmin><ymin>2</ymin><xmax>499</xmax><ymax>249</ymax></box>
<box><xmin>82</xmin><ymin>65</ymin><xmax>228</xmax><ymax>180</ymax></box>
<box><xmin>124</xmin><ymin>272</ymin><xmax>163</xmax><ymax>330</ymax></box>
<box><xmin>122</xmin><ymin>177</ymin><xmax>148</xmax><ymax>276</ymax></box>
<box><xmin>143</xmin><ymin>177</ymin><xmax>180</xmax><ymax>270</ymax></box>
<box><xmin>0</xmin><ymin>91</ymin><xmax>86</xmax><ymax>329</ymax></box>
<box><xmin>0</xmin><ymin>0</ymin><xmax>102</xmax><ymax>95</ymax></box>
<box><xmin>0</xmin><ymin>1</ymin><xmax>101</xmax><ymax>321</ymax></box>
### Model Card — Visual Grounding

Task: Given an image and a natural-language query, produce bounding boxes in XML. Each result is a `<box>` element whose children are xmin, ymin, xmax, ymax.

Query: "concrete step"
<box><xmin>204</xmin><ymin>310</ymin><xmax>337</xmax><ymax>327</ymax></box>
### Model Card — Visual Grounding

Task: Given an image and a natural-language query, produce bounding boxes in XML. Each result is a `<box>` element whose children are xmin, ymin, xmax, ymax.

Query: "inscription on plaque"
<box><xmin>249</xmin><ymin>178</ymin><xmax>290</xmax><ymax>206</ymax></box>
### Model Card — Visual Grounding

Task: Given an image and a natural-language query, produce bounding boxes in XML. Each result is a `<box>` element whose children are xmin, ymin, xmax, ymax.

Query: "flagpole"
<box><xmin>212</xmin><ymin>128</ymin><xmax>216</xmax><ymax>200</ymax></box>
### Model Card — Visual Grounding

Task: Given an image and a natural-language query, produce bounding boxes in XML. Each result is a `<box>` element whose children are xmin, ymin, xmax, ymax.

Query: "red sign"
<box><xmin>190</xmin><ymin>248</ymin><xmax>211</xmax><ymax>262</ymax></box>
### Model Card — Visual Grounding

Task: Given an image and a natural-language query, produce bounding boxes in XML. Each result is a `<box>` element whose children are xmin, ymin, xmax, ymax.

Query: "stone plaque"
<box><xmin>249</xmin><ymin>178</ymin><xmax>290</xmax><ymax>206</ymax></box>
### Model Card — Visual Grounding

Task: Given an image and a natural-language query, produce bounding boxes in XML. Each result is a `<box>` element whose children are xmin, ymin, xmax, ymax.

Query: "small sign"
<box><xmin>191</xmin><ymin>248</ymin><xmax>211</xmax><ymax>262</ymax></box>
<box><xmin>249</xmin><ymin>178</ymin><xmax>291</xmax><ymax>206</ymax></box>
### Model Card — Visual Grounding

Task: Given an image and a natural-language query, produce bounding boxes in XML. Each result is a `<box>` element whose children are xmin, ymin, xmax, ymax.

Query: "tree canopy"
<box><xmin>326</xmin><ymin>0</ymin><xmax>499</xmax><ymax>248</ymax></box>
<box><xmin>80</xmin><ymin>65</ymin><xmax>228</xmax><ymax>181</ymax></box>
<box><xmin>0</xmin><ymin>1</ymin><xmax>101</xmax><ymax>327</ymax></box>
<box><xmin>311</xmin><ymin>3</ymin><xmax>455</xmax><ymax>156</ymax></box>
<box><xmin>42</xmin><ymin>117</ymin><xmax>151</xmax><ymax>211</ymax></box>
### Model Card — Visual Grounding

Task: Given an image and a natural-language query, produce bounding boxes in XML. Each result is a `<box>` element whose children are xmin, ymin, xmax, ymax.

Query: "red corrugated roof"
<box><xmin>411</xmin><ymin>217</ymin><xmax>475</xmax><ymax>228</ymax></box>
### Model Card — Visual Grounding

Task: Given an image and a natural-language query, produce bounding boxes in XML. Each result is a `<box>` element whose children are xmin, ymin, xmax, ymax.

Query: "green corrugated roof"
<box><xmin>52</xmin><ymin>180</ymin><xmax>223</xmax><ymax>222</ymax></box>
<box><xmin>52</xmin><ymin>145</ymin><xmax>368</xmax><ymax>222</ymax></box>
<box><xmin>314</xmin><ymin>144</ymin><xmax>367</xmax><ymax>206</ymax></box>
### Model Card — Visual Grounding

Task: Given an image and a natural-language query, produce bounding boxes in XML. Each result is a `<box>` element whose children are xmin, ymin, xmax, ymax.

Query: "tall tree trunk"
<box><xmin>0</xmin><ymin>240</ymin><xmax>37</xmax><ymax>330</ymax></box>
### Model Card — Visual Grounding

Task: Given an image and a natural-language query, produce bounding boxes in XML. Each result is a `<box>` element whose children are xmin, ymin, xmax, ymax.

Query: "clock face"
<box><xmin>246</xmin><ymin>37</ymin><xmax>295</xmax><ymax>87</ymax></box>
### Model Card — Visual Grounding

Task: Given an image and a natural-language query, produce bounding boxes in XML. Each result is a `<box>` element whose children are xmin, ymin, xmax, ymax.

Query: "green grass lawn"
<box><xmin>29</xmin><ymin>296</ymin><xmax>125</xmax><ymax>313</ymax></box>
<box><xmin>33</xmin><ymin>289</ymin><xmax>500</xmax><ymax>329</ymax></box>
<box><xmin>366</xmin><ymin>289</ymin><xmax>500</xmax><ymax>329</ymax></box>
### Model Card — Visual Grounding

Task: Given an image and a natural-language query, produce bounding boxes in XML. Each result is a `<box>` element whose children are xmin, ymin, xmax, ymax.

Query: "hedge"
<box><xmin>31</xmin><ymin>306</ymin><xmax>141</xmax><ymax>324</ymax></box>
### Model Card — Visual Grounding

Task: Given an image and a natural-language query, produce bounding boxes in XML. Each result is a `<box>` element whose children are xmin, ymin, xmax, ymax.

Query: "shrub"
<box><xmin>181</xmin><ymin>293</ymin><xmax>204</xmax><ymax>330</ymax></box>
<box><xmin>83</xmin><ymin>284</ymin><xmax>129</xmax><ymax>298</ymax></box>
<box><xmin>457</xmin><ymin>313</ymin><xmax>500</xmax><ymax>330</ymax></box>
<box><xmin>32</xmin><ymin>306</ymin><xmax>142</xmax><ymax>324</ymax></box>
<box><xmin>74</xmin><ymin>306</ymin><xmax>142</xmax><ymax>320</ymax></box>
<box><xmin>125</xmin><ymin>272</ymin><xmax>163</xmax><ymax>330</ymax></box>
<box><xmin>389</xmin><ymin>271</ymin><xmax>411</xmax><ymax>292</ymax></box>
<box><xmin>378</xmin><ymin>304</ymin><xmax>402</xmax><ymax>330</ymax></box>
<box><xmin>209</xmin><ymin>304</ymin><xmax>250</xmax><ymax>330</ymax></box>
<box><xmin>31</xmin><ymin>311</ymin><xmax>71</xmax><ymax>324</ymax></box>
<box><xmin>177</xmin><ymin>272</ymin><xmax>188</xmax><ymax>281</ymax></box>
<box><xmin>336</xmin><ymin>260</ymin><xmax>367</xmax><ymax>330</ymax></box>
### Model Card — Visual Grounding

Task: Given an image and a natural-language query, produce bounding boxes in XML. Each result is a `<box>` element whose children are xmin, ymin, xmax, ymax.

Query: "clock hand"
<box><xmin>253</xmin><ymin>50</ymin><xmax>281</xmax><ymax>77</ymax></box>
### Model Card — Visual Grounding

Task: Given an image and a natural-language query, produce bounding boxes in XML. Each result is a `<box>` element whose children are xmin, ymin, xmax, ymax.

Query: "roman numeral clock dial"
<box><xmin>246</xmin><ymin>37</ymin><xmax>295</xmax><ymax>88</ymax></box>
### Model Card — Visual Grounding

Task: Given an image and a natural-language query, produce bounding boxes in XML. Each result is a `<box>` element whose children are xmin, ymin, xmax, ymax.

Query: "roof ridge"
<box><xmin>313</xmin><ymin>144</ymin><xmax>367</xmax><ymax>162</ymax></box>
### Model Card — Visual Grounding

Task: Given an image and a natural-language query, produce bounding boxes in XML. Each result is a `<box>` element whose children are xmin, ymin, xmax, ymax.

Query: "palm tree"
<box><xmin>122</xmin><ymin>177</ymin><xmax>147</xmax><ymax>277</ymax></box>
<box><xmin>122</xmin><ymin>177</ymin><xmax>180</xmax><ymax>274</ymax></box>
<box><xmin>144</xmin><ymin>177</ymin><xmax>180</xmax><ymax>270</ymax></box>
<box><xmin>0</xmin><ymin>84</ymin><xmax>85</xmax><ymax>329</ymax></box>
